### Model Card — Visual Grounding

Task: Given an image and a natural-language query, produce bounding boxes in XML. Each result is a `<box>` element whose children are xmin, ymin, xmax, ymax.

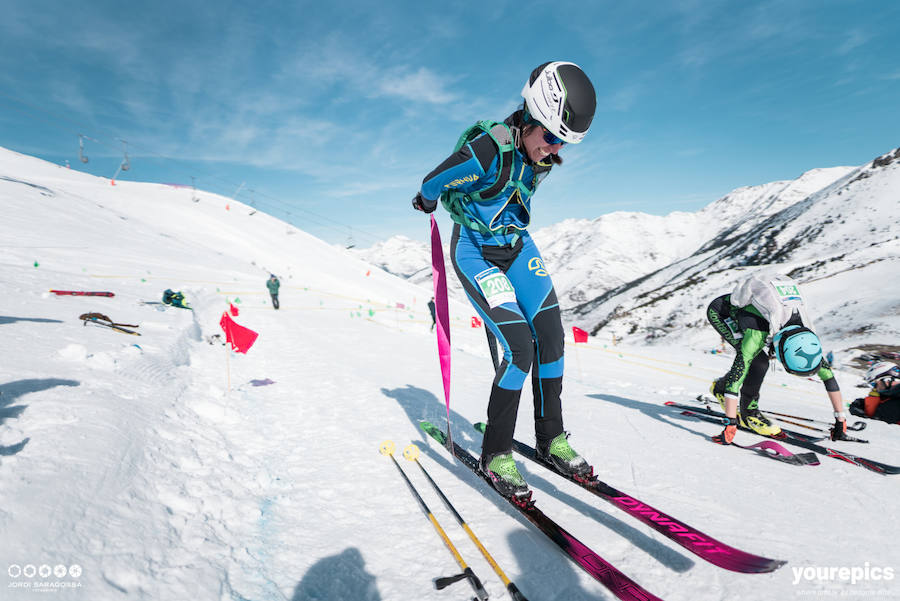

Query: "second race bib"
<box><xmin>474</xmin><ymin>266</ymin><xmax>516</xmax><ymax>308</ymax></box>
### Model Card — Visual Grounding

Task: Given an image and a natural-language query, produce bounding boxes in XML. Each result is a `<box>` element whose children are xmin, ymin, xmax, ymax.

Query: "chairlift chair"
<box><xmin>120</xmin><ymin>140</ymin><xmax>130</xmax><ymax>171</ymax></box>
<box><xmin>78</xmin><ymin>134</ymin><xmax>89</xmax><ymax>163</ymax></box>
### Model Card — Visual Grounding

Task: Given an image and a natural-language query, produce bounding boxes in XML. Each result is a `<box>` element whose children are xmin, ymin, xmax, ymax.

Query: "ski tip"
<box><xmin>797</xmin><ymin>453</ymin><xmax>821</xmax><ymax>466</ymax></box>
<box><xmin>418</xmin><ymin>421</ymin><xmax>447</xmax><ymax>445</ymax></box>
<box><xmin>473</xmin><ymin>421</ymin><xmax>486</xmax><ymax>433</ymax></box>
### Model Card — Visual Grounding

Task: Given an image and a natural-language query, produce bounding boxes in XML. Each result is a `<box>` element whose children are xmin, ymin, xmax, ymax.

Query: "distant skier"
<box><xmin>427</xmin><ymin>297</ymin><xmax>436</xmax><ymax>331</ymax></box>
<box><xmin>706</xmin><ymin>272</ymin><xmax>850</xmax><ymax>444</ymax></box>
<box><xmin>266</xmin><ymin>274</ymin><xmax>280</xmax><ymax>310</ymax></box>
<box><xmin>850</xmin><ymin>362</ymin><xmax>900</xmax><ymax>425</ymax></box>
<box><xmin>411</xmin><ymin>61</ymin><xmax>596</xmax><ymax>498</ymax></box>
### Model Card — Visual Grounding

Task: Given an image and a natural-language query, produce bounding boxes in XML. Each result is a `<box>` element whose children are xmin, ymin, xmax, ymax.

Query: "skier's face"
<box><xmin>876</xmin><ymin>378</ymin><xmax>896</xmax><ymax>391</ymax></box>
<box><xmin>522</xmin><ymin>124</ymin><xmax>563</xmax><ymax>163</ymax></box>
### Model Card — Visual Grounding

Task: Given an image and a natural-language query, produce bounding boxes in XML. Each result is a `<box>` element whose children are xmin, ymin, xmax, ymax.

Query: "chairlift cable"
<box><xmin>0</xmin><ymin>90</ymin><xmax>383</xmax><ymax>245</ymax></box>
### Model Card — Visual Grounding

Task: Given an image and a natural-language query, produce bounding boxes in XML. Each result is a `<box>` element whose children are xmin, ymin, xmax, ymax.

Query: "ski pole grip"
<box><xmin>463</xmin><ymin>567</ymin><xmax>489</xmax><ymax>601</ymax></box>
<box><xmin>434</xmin><ymin>572</ymin><xmax>467</xmax><ymax>590</ymax></box>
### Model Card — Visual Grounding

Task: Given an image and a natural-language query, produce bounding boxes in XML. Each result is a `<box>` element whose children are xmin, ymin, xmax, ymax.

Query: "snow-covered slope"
<box><xmin>532</xmin><ymin>166</ymin><xmax>854</xmax><ymax>306</ymax></box>
<box><xmin>353</xmin><ymin>153</ymin><xmax>896</xmax><ymax>353</ymax></box>
<box><xmin>352</xmin><ymin>167</ymin><xmax>854</xmax><ymax>310</ymax></box>
<box><xmin>572</xmin><ymin>148</ymin><xmax>900</xmax><ymax>350</ymax></box>
<box><xmin>1</xmin><ymin>146</ymin><xmax>898</xmax><ymax>601</ymax></box>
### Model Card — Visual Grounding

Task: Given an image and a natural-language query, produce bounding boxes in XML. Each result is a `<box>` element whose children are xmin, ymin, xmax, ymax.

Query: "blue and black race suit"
<box><xmin>419</xmin><ymin>111</ymin><xmax>564</xmax><ymax>458</ymax></box>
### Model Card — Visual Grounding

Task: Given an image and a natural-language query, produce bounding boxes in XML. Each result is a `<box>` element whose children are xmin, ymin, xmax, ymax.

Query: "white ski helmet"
<box><xmin>865</xmin><ymin>361</ymin><xmax>900</xmax><ymax>386</ymax></box>
<box><xmin>521</xmin><ymin>61</ymin><xmax>596</xmax><ymax>144</ymax></box>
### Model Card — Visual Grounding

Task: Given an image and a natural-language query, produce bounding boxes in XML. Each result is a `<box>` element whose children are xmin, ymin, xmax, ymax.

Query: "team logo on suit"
<box><xmin>528</xmin><ymin>257</ymin><xmax>548</xmax><ymax>277</ymax></box>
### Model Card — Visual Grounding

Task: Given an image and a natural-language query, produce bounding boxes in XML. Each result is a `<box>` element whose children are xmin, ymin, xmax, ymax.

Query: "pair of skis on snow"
<box><xmin>666</xmin><ymin>397</ymin><xmax>899</xmax><ymax>475</ymax></box>
<box><xmin>79</xmin><ymin>312</ymin><xmax>140</xmax><ymax>336</ymax></box>
<box><xmin>420</xmin><ymin>419</ymin><xmax>785</xmax><ymax>601</ymax></box>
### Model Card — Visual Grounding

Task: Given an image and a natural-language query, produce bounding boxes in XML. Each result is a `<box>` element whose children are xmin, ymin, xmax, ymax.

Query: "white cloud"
<box><xmin>375</xmin><ymin>67</ymin><xmax>457</xmax><ymax>104</ymax></box>
<box><xmin>836</xmin><ymin>29</ymin><xmax>869</xmax><ymax>56</ymax></box>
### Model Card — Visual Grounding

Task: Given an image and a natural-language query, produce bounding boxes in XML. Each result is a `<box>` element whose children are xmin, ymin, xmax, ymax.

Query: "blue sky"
<box><xmin>2</xmin><ymin>0</ymin><xmax>898</xmax><ymax>246</ymax></box>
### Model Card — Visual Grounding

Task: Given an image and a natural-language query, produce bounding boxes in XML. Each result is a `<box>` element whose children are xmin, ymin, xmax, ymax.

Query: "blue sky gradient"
<box><xmin>2</xmin><ymin>0</ymin><xmax>898</xmax><ymax>246</ymax></box>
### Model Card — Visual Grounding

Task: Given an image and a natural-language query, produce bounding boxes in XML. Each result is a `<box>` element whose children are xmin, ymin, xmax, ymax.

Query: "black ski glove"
<box><xmin>412</xmin><ymin>192</ymin><xmax>437</xmax><ymax>213</ymax></box>
<box><xmin>830</xmin><ymin>417</ymin><xmax>849</xmax><ymax>441</ymax></box>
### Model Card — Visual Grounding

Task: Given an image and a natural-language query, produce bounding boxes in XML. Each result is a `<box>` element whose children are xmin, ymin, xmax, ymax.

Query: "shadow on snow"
<box><xmin>290</xmin><ymin>547</ymin><xmax>380</xmax><ymax>601</ymax></box>
<box><xmin>0</xmin><ymin>378</ymin><xmax>80</xmax><ymax>456</ymax></box>
<box><xmin>0</xmin><ymin>316</ymin><xmax>64</xmax><ymax>325</ymax></box>
<box><xmin>586</xmin><ymin>393</ymin><xmax>716</xmax><ymax>443</ymax></box>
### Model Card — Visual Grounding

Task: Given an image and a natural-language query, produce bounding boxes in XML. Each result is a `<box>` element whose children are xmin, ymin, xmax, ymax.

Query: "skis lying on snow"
<box><xmin>472</xmin><ymin>422</ymin><xmax>785</xmax><ymax>573</ymax></box>
<box><xmin>50</xmin><ymin>289</ymin><xmax>115</xmax><ymax>297</ymax></box>
<box><xmin>664</xmin><ymin>401</ymin><xmax>899</xmax><ymax>475</ymax></box>
<box><xmin>673</xmin><ymin>411</ymin><xmax>820</xmax><ymax>466</ymax></box>
<box><xmin>672</xmin><ymin>399</ymin><xmax>825</xmax><ymax>442</ymax></box>
<box><xmin>79</xmin><ymin>312</ymin><xmax>140</xmax><ymax>336</ymax></box>
<box><xmin>690</xmin><ymin>396</ymin><xmax>868</xmax><ymax>444</ymax></box>
<box><xmin>420</xmin><ymin>421</ymin><xmax>665</xmax><ymax>601</ymax></box>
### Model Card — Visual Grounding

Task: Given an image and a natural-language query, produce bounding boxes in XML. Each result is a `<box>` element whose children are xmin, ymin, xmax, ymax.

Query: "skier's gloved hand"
<box><xmin>412</xmin><ymin>192</ymin><xmax>437</xmax><ymax>214</ymax></box>
<box><xmin>712</xmin><ymin>417</ymin><xmax>738</xmax><ymax>445</ymax></box>
<box><xmin>830</xmin><ymin>414</ymin><xmax>849</xmax><ymax>441</ymax></box>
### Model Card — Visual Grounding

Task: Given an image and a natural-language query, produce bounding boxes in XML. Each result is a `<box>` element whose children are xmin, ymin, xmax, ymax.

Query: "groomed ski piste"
<box><xmin>1</xmin><ymin>146</ymin><xmax>898</xmax><ymax>601</ymax></box>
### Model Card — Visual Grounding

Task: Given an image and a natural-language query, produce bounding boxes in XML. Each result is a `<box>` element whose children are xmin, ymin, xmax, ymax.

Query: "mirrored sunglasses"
<box><xmin>541</xmin><ymin>127</ymin><xmax>565</xmax><ymax>146</ymax></box>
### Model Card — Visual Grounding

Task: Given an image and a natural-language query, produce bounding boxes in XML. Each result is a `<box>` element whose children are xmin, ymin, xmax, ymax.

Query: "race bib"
<box><xmin>771</xmin><ymin>280</ymin><xmax>803</xmax><ymax>305</ymax></box>
<box><xmin>474</xmin><ymin>267</ymin><xmax>516</xmax><ymax>308</ymax></box>
<box><xmin>723</xmin><ymin>316</ymin><xmax>743</xmax><ymax>339</ymax></box>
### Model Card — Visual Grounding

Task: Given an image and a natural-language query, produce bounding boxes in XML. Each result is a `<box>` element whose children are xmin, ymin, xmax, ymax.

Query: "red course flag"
<box><xmin>219</xmin><ymin>312</ymin><xmax>258</xmax><ymax>353</ymax></box>
<box><xmin>229</xmin><ymin>303</ymin><xmax>239</xmax><ymax>316</ymax></box>
<box><xmin>572</xmin><ymin>326</ymin><xmax>589</xmax><ymax>343</ymax></box>
<box><xmin>471</xmin><ymin>316</ymin><xmax>482</xmax><ymax>328</ymax></box>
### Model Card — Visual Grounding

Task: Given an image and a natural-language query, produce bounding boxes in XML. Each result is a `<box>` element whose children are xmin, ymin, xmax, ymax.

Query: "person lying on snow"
<box><xmin>162</xmin><ymin>289</ymin><xmax>189</xmax><ymax>309</ymax></box>
<box><xmin>849</xmin><ymin>362</ymin><xmax>900</xmax><ymax>425</ymax></box>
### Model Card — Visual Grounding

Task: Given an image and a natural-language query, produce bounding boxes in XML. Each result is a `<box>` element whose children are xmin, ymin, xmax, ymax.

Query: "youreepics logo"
<box><xmin>791</xmin><ymin>563</ymin><xmax>895</xmax><ymax>586</ymax></box>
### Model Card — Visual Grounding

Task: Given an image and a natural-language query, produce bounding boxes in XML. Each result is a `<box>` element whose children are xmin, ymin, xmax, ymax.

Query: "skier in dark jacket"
<box><xmin>706</xmin><ymin>272</ymin><xmax>849</xmax><ymax>445</ymax></box>
<box><xmin>412</xmin><ymin>61</ymin><xmax>596</xmax><ymax>498</ymax></box>
<box><xmin>427</xmin><ymin>297</ymin><xmax>436</xmax><ymax>331</ymax></box>
<box><xmin>266</xmin><ymin>274</ymin><xmax>280</xmax><ymax>310</ymax></box>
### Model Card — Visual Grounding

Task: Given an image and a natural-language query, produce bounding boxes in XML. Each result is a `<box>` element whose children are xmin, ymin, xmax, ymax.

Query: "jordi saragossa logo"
<box><xmin>7</xmin><ymin>560</ymin><xmax>84</xmax><ymax>592</ymax></box>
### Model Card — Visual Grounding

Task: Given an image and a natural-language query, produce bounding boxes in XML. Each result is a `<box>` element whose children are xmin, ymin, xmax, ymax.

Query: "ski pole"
<box><xmin>698</xmin><ymin>395</ymin><xmax>865</xmax><ymax>431</ymax></box>
<box><xmin>763</xmin><ymin>410</ymin><xmax>866</xmax><ymax>431</ymax></box>
<box><xmin>403</xmin><ymin>444</ymin><xmax>529</xmax><ymax>601</ymax></box>
<box><xmin>379</xmin><ymin>441</ymin><xmax>488</xmax><ymax>601</ymax></box>
<box><xmin>766</xmin><ymin>415</ymin><xmax>826</xmax><ymax>432</ymax></box>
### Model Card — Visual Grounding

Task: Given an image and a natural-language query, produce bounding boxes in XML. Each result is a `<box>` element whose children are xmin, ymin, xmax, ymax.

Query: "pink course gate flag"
<box><xmin>430</xmin><ymin>216</ymin><xmax>453</xmax><ymax>448</ymax></box>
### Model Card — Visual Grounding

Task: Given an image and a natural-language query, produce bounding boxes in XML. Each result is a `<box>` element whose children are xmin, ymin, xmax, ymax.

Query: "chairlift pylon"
<box><xmin>78</xmin><ymin>134</ymin><xmax>89</xmax><ymax>164</ymax></box>
<box><xmin>345</xmin><ymin>227</ymin><xmax>356</xmax><ymax>249</ymax></box>
<box><xmin>120</xmin><ymin>140</ymin><xmax>130</xmax><ymax>171</ymax></box>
